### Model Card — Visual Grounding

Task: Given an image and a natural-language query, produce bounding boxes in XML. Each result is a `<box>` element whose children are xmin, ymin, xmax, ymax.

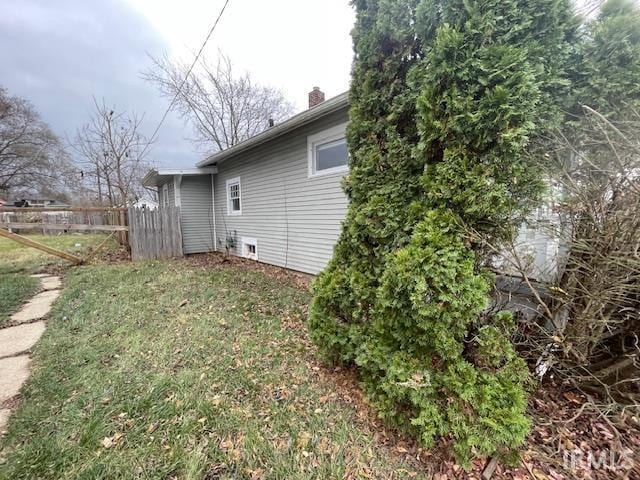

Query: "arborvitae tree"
<box><xmin>574</xmin><ymin>0</ymin><xmax>640</xmax><ymax>118</ymax></box>
<box><xmin>310</xmin><ymin>0</ymin><xmax>574</xmax><ymax>466</ymax></box>
<box><xmin>310</xmin><ymin>0</ymin><xmax>424</xmax><ymax>362</ymax></box>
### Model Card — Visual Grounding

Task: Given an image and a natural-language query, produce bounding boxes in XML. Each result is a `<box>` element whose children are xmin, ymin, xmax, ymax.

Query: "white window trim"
<box><xmin>226</xmin><ymin>176</ymin><xmax>242</xmax><ymax>215</ymax></box>
<box><xmin>307</xmin><ymin>122</ymin><xmax>349</xmax><ymax>178</ymax></box>
<box><xmin>162</xmin><ymin>183</ymin><xmax>169</xmax><ymax>207</ymax></box>
<box><xmin>241</xmin><ymin>237</ymin><xmax>258</xmax><ymax>260</ymax></box>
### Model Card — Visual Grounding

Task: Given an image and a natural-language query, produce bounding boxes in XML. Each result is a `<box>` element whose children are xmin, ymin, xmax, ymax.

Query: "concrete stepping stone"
<box><xmin>0</xmin><ymin>355</ymin><xmax>31</xmax><ymax>404</ymax></box>
<box><xmin>0</xmin><ymin>321</ymin><xmax>46</xmax><ymax>359</ymax></box>
<box><xmin>39</xmin><ymin>276</ymin><xmax>61</xmax><ymax>291</ymax></box>
<box><xmin>0</xmin><ymin>275</ymin><xmax>57</xmax><ymax>433</ymax></box>
<box><xmin>10</xmin><ymin>289</ymin><xmax>60</xmax><ymax>325</ymax></box>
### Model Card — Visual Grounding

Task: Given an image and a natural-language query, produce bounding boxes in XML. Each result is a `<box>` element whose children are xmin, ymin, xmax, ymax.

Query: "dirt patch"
<box><xmin>185</xmin><ymin>252</ymin><xmax>313</xmax><ymax>291</ymax></box>
<box><xmin>522</xmin><ymin>385</ymin><xmax>639</xmax><ymax>479</ymax></box>
<box><xmin>93</xmin><ymin>246</ymin><xmax>131</xmax><ymax>265</ymax></box>
<box><xmin>311</xmin><ymin>360</ymin><xmax>640</xmax><ymax>479</ymax></box>
<box><xmin>33</xmin><ymin>244</ymin><xmax>131</xmax><ymax>277</ymax></box>
<box><xmin>1</xmin><ymin>395</ymin><xmax>19</xmax><ymax>410</ymax></box>
<box><xmin>277</xmin><ymin>306</ymin><xmax>640</xmax><ymax>480</ymax></box>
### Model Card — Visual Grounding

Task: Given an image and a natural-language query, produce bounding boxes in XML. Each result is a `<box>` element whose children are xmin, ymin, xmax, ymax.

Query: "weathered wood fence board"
<box><xmin>0</xmin><ymin>207</ymin><xmax>128</xmax><ymax>212</ymax></box>
<box><xmin>0</xmin><ymin>228</ymin><xmax>83</xmax><ymax>264</ymax></box>
<box><xmin>0</xmin><ymin>223</ymin><xmax>127</xmax><ymax>232</ymax></box>
<box><xmin>0</xmin><ymin>207</ymin><xmax>129</xmax><ymax>245</ymax></box>
<box><xmin>128</xmin><ymin>207</ymin><xmax>182</xmax><ymax>261</ymax></box>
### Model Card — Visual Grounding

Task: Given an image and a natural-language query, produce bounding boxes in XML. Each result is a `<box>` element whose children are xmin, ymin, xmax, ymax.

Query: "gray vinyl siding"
<box><xmin>213</xmin><ymin>108</ymin><xmax>349</xmax><ymax>274</ymax></box>
<box><xmin>180</xmin><ymin>175</ymin><xmax>215</xmax><ymax>254</ymax></box>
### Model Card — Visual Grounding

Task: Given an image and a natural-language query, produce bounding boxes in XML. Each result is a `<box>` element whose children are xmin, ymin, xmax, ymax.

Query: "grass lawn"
<box><xmin>0</xmin><ymin>259</ymin><xmax>425</xmax><ymax>479</ymax></box>
<box><xmin>0</xmin><ymin>233</ymin><xmax>116</xmax><ymax>275</ymax></box>
<box><xmin>0</xmin><ymin>233</ymin><xmax>120</xmax><ymax>327</ymax></box>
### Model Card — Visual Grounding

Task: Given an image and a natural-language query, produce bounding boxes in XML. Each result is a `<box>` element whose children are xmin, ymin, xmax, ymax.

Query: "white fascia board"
<box><xmin>197</xmin><ymin>92</ymin><xmax>349</xmax><ymax>168</ymax></box>
<box><xmin>142</xmin><ymin>167</ymin><xmax>217</xmax><ymax>187</ymax></box>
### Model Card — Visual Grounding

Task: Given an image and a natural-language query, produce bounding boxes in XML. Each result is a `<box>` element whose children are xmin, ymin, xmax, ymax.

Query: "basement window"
<box><xmin>308</xmin><ymin>123</ymin><xmax>349</xmax><ymax>177</ymax></box>
<box><xmin>241</xmin><ymin>237</ymin><xmax>258</xmax><ymax>260</ymax></box>
<box><xmin>226</xmin><ymin>177</ymin><xmax>241</xmax><ymax>215</ymax></box>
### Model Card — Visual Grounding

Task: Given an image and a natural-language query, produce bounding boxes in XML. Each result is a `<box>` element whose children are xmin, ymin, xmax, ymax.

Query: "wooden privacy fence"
<box><xmin>128</xmin><ymin>207</ymin><xmax>183</xmax><ymax>261</ymax></box>
<box><xmin>0</xmin><ymin>207</ymin><xmax>129</xmax><ymax>245</ymax></box>
<box><xmin>0</xmin><ymin>206</ymin><xmax>130</xmax><ymax>264</ymax></box>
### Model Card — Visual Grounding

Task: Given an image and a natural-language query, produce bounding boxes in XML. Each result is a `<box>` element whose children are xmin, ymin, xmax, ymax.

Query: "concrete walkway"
<box><xmin>0</xmin><ymin>274</ymin><xmax>61</xmax><ymax>432</ymax></box>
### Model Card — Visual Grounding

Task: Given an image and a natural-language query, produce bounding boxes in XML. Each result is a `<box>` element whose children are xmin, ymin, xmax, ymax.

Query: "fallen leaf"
<box><xmin>296</xmin><ymin>431</ymin><xmax>312</xmax><ymax>449</ymax></box>
<box><xmin>562</xmin><ymin>391</ymin><xmax>582</xmax><ymax>405</ymax></box>
<box><xmin>101</xmin><ymin>437</ymin><xmax>113</xmax><ymax>449</ymax></box>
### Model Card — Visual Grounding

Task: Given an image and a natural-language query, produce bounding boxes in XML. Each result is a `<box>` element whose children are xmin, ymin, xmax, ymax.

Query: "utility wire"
<box><xmin>147</xmin><ymin>0</ymin><xmax>231</xmax><ymax>146</ymax></box>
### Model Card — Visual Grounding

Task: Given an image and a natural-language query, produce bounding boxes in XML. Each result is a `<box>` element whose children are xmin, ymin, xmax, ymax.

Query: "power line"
<box><xmin>147</xmin><ymin>0</ymin><xmax>231</xmax><ymax>145</ymax></box>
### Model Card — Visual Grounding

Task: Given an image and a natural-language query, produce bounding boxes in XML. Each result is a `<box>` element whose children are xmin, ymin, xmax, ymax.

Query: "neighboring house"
<box><xmin>131</xmin><ymin>198</ymin><xmax>158</xmax><ymax>210</ymax></box>
<box><xmin>144</xmin><ymin>87</ymin><xmax>560</xmax><ymax>280</ymax></box>
<box><xmin>0</xmin><ymin>197</ymin><xmax>6</xmax><ymax>207</ymax></box>
<box><xmin>13</xmin><ymin>198</ymin><xmax>70</xmax><ymax>208</ymax></box>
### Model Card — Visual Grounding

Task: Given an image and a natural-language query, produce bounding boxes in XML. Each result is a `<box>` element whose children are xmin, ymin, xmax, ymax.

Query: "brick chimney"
<box><xmin>308</xmin><ymin>87</ymin><xmax>325</xmax><ymax>108</ymax></box>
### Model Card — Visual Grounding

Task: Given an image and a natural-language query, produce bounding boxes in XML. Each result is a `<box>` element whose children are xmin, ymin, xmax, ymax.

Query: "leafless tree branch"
<box><xmin>70</xmin><ymin>99</ymin><xmax>152</xmax><ymax>207</ymax></box>
<box><xmin>142</xmin><ymin>52</ymin><xmax>295</xmax><ymax>154</ymax></box>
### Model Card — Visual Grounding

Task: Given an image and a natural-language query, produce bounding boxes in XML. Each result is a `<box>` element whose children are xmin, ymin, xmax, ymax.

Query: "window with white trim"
<box><xmin>226</xmin><ymin>177</ymin><xmax>242</xmax><ymax>215</ymax></box>
<box><xmin>162</xmin><ymin>183</ymin><xmax>169</xmax><ymax>207</ymax></box>
<box><xmin>308</xmin><ymin>123</ymin><xmax>349</xmax><ymax>177</ymax></box>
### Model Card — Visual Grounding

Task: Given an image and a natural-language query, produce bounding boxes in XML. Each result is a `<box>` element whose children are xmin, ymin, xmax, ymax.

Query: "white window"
<box><xmin>226</xmin><ymin>177</ymin><xmax>242</xmax><ymax>215</ymax></box>
<box><xmin>308</xmin><ymin>122</ymin><xmax>349</xmax><ymax>177</ymax></box>
<box><xmin>162</xmin><ymin>183</ymin><xmax>169</xmax><ymax>207</ymax></box>
<box><xmin>241</xmin><ymin>237</ymin><xmax>258</xmax><ymax>260</ymax></box>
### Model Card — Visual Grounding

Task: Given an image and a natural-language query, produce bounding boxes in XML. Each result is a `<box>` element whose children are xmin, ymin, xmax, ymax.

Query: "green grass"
<box><xmin>0</xmin><ymin>233</ymin><xmax>118</xmax><ymax>326</ymax></box>
<box><xmin>0</xmin><ymin>273</ymin><xmax>39</xmax><ymax>327</ymax></box>
<box><xmin>0</xmin><ymin>260</ymin><xmax>425</xmax><ymax>479</ymax></box>
<box><xmin>0</xmin><ymin>233</ymin><xmax>115</xmax><ymax>275</ymax></box>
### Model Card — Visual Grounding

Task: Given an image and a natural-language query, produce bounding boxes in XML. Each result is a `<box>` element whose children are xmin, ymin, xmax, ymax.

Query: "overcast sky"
<box><xmin>0</xmin><ymin>0</ymin><xmax>354</xmax><ymax>169</ymax></box>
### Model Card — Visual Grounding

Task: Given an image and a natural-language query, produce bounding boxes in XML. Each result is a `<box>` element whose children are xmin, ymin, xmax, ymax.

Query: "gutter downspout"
<box><xmin>174</xmin><ymin>176</ymin><xmax>184</xmax><ymax>254</ymax></box>
<box><xmin>211</xmin><ymin>174</ymin><xmax>217</xmax><ymax>251</ymax></box>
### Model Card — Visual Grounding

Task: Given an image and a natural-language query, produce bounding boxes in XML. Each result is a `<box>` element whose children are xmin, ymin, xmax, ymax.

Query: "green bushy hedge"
<box><xmin>309</xmin><ymin>0</ymin><xmax>574</xmax><ymax>466</ymax></box>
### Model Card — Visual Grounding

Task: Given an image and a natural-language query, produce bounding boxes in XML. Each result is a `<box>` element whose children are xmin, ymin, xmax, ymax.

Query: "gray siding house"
<box><xmin>144</xmin><ymin>88</ymin><xmax>561</xmax><ymax>281</ymax></box>
<box><xmin>144</xmin><ymin>91</ymin><xmax>350</xmax><ymax>274</ymax></box>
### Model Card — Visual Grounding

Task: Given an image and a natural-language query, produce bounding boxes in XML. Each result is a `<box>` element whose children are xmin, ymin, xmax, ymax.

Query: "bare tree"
<box><xmin>479</xmin><ymin>107</ymin><xmax>640</xmax><ymax>407</ymax></box>
<box><xmin>143</xmin><ymin>52</ymin><xmax>295</xmax><ymax>153</ymax></box>
<box><xmin>72</xmin><ymin>99</ymin><xmax>151</xmax><ymax>207</ymax></box>
<box><xmin>546</xmin><ymin>108</ymin><xmax>639</xmax><ymax>391</ymax></box>
<box><xmin>0</xmin><ymin>86</ymin><xmax>71</xmax><ymax>199</ymax></box>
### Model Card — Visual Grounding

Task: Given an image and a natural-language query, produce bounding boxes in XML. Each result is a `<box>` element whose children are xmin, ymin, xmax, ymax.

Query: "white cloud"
<box><xmin>126</xmin><ymin>0</ymin><xmax>355</xmax><ymax>110</ymax></box>
<box><xmin>0</xmin><ymin>0</ymin><xmax>355</xmax><ymax>173</ymax></box>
